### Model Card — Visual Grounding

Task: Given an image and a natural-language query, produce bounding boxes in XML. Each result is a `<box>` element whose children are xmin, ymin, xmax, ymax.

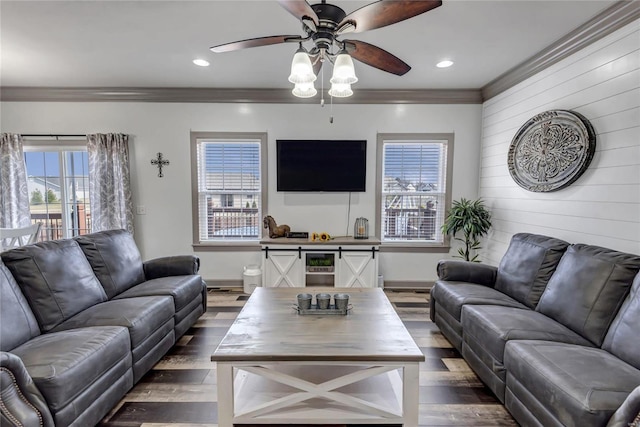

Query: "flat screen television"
<box><xmin>277</xmin><ymin>139</ymin><xmax>366</xmax><ymax>192</ymax></box>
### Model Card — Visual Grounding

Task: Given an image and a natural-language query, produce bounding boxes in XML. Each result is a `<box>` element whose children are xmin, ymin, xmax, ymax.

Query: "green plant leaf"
<box><xmin>442</xmin><ymin>198</ymin><xmax>492</xmax><ymax>262</ymax></box>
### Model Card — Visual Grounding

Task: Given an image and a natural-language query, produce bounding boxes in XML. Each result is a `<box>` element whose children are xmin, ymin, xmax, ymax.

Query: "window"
<box><xmin>376</xmin><ymin>133</ymin><xmax>453</xmax><ymax>247</ymax></box>
<box><xmin>220</xmin><ymin>194</ymin><xmax>234</xmax><ymax>207</ymax></box>
<box><xmin>23</xmin><ymin>141</ymin><xmax>91</xmax><ymax>241</ymax></box>
<box><xmin>191</xmin><ymin>132</ymin><xmax>267</xmax><ymax>246</ymax></box>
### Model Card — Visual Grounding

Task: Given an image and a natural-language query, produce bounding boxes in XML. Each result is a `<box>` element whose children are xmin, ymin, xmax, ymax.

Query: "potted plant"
<box><xmin>441</xmin><ymin>198</ymin><xmax>492</xmax><ymax>262</ymax></box>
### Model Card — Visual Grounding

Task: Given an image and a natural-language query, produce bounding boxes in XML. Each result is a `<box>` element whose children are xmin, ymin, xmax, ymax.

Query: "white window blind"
<box><xmin>196</xmin><ymin>140</ymin><xmax>261</xmax><ymax>241</ymax></box>
<box><xmin>381</xmin><ymin>140</ymin><xmax>448</xmax><ymax>242</ymax></box>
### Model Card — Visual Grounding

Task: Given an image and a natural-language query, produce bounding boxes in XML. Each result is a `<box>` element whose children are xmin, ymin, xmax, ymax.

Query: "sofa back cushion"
<box><xmin>0</xmin><ymin>261</ymin><xmax>41</xmax><ymax>351</ymax></box>
<box><xmin>495</xmin><ymin>233</ymin><xmax>570</xmax><ymax>308</ymax></box>
<box><xmin>75</xmin><ymin>229</ymin><xmax>145</xmax><ymax>298</ymax></box>
<box><xmin>1</xmin><ymin>239</ymin><xmax>107</xmax><ymax>332</ymax></box>
<box><xmin>536</xmin><ymin>244</ymin><xmax>640</xmax><ymax>346</ymax></box>
<box><xmin>602</xmin><ymin>273</ymin><xmax>640</xmax><ymax>369</ymax></box>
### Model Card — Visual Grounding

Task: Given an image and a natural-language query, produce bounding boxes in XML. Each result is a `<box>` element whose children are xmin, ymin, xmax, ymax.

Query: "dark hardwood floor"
<box><xmin>99</xmin><ymin>289</ymin><xmax>517</xmax><ymax>427</ymax></box>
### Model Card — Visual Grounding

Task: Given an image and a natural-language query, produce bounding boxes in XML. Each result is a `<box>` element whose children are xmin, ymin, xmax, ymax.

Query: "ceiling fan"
<box><xmin>210</xmin><ymin>0</ymin><xmax>442</xmax><ymax>79</ymax></box>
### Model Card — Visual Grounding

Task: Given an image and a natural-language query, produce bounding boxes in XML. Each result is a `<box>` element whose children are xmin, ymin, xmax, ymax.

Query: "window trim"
<box><xmin>375</xmin><ymin>133</ymin><xmax>454</xmax><ymax>252</ymax></box>
<box><xmin>190</xmin><ymin>131</ymin><xmax>267</xmax><ymax>251</ymax></box>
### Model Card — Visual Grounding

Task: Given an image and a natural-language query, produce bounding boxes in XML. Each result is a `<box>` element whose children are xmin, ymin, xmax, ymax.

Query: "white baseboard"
<box><xmin>383</xmin><ymin>280</ymin><xmax>434</xmax><ymax>291</ymax></box>
<box><xmin>205</xmin><ymin>279</ymin><xmax>243</xmax><ymax>290</ymax></box>
<box><xmin>204</xmin><ymin>279</ymin><xmax>434</xmax><ymax>292</ymax></box>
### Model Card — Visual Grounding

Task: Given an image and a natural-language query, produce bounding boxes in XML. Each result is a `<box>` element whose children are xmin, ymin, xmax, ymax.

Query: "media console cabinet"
<box><xmin>260</xmin><ymin>237</ymin><xmax>381</xmax><ymax>288</ymax></box>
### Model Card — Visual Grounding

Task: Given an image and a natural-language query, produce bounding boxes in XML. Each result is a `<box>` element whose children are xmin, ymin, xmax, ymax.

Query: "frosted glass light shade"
<box><xmin>330</xmin><ymin>53</ymin><xmax>358</xmax><ymax>84</ymax></box>
<box><xmin>288</xmin><ymin>51</ymin><xmax>316</xmax><ymax>84</ymax></box>
<box><xmin>292</xmin><ymin>82</ymin><xmax>317</xmax><ymax>98</ymax></box>
<box><xmin>328</xmin><ymin>82</ymin><xmax>353</xmax><ymax>98</ymax></box>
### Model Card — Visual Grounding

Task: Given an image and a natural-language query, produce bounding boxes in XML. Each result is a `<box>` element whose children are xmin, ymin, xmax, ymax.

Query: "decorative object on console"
<box><xmin>441</xmin><ymin>198</ymin><xmax>492</xmax><ymax>262</ymax></box>
<box><xmin>263</xmin><ymin>215</ymin><xmax>291</xmax><ymax>238</ymax></box>
<box><xmin>307</xmin><ymin>256</ymin><xmax>334</xmax><ymax>272</ymax></box>
<box><xmin>354</xmin><ymin>217</ymin><xmax>369</xmax><ymax>239</ymax></box>
<box><xmin>209</xmin><ymin>0</ymin><xmax>442</xmax><ymax>100</ymax></box>
<box><xmin>311</xmin><ymin>232</ymin><xmax>332</xmax><ymax>242</ymax></box>
<box><xmin>508</xmin><ymin>109</ymin><xmax>596</xmax><ymax>192</ymax></box>
<box><xmin>286</xmin><ymin>231</ymin><xmax>309</xmax><ymax>238</ymax></box>
<box><xmin>151</xmin><ymin>152</ymin><xmax>170</xmax><ymax>177</ymax></box>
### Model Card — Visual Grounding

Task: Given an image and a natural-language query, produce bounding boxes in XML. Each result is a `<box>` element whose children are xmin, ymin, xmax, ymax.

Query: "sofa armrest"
<box><xmin>607</xmin><ymin>385</ymin><xmax>640</xmax><ymax>427</ymax></box>
<box><xmin>0</xmin><ymin>352</ymin><xmax>54</xmax><ymax>427</ymax></box>
<box><xmin>143</xmin><ymin>255</ymin><xmax>200</xmax><ymax>280</ymax></box>
<box><xmin>436</xmin><ymin>260</ymin><xmax>497</xmax><ymax>287</ymax></box>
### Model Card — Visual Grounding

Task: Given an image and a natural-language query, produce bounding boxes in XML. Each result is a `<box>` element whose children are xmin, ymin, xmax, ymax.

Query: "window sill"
<box><xmin>380</xmin><ymin>242</ymin><xmax>451</xmax><ymax>253</ymax></box>
<box><xmin>193</xmin><ymin>241</ymin><xmax>450</xmax><ymax>253</ymax></box>
<box><xmin>193</xmin><ymin>242</ymin><xmax>261</xmax><ymax>252</ymax></box>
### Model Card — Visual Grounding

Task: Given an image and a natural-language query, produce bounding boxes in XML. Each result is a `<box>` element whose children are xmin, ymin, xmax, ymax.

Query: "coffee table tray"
<box><xmin>294</xmin><ymin>305</ymin><xmax>352</xmax><ymax>315</ymax></box>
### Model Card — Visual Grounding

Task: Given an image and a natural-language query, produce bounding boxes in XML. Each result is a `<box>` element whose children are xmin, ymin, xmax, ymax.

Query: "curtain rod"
<box><xmin>21</xmin><ymin>134</ymin><xmax>86</xmax><ymax>137</ymax></box>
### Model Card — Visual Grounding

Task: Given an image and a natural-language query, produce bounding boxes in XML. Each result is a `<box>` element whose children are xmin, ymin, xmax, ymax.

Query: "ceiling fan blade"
<box><xmin>339</xmin><ymin>0</ymin><xmax>442</xmax><ymax>34</ymax></box>
<box><xmin>344</xmin><ymin>40</ymin><xmax>411</xmax><ymax>76</ymax></box>
<box><xmin>210</xmin><ymin>35</ymin><xmax>301</xmax><ymax>53</ymax></box>
<box><xmin>277</xmin><ymin>0</ymin><xmax>319</xmax><ymax>26</ymax></box>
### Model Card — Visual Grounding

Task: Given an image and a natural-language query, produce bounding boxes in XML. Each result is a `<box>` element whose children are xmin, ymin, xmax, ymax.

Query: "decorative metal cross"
<box><xmin>151</xmin><ymin>152</ymin><xmax>170</xmax><ymax>177</ymax></box>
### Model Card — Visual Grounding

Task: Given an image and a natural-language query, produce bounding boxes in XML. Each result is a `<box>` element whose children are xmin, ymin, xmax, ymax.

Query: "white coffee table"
<box><xmin>211</xmin><ymin>287</ymin><xmax>424</xmax><ymax>426</ymax></box>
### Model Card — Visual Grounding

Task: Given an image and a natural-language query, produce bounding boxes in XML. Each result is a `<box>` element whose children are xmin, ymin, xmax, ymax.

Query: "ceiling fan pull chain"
<box><xmin>320</xmin><ymin>60</ymin><xmax>325</xmax><ymax>107</ymax></box>
<box><xmin>329</xmin><ymin>92</ymin><xmax>334</xmax><ymax>124</ymax></box>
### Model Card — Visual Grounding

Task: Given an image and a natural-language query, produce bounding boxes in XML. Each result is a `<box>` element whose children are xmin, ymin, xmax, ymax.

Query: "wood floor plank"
<box><xmin>106</xmin><ymin>402</ymin><xmax>217</xmax><ymax>424</ymax></box>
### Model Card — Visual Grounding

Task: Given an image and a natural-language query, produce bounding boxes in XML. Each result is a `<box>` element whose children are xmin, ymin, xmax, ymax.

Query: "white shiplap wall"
<box><xmin>479</xmin><ymin>19</ymin><xmax>640</xmax><ymax>265</ymax></box>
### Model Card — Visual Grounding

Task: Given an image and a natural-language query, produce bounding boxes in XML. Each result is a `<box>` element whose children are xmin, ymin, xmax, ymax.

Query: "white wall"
<box><xmin>479</xmin><ymin>19</ymin><xmax>640</xmax><ymax>265</ymax></box>
<box><xmin>1</xmin><ymin>101</ymin><xmax>482</xmax><ymax>283</ymax></box>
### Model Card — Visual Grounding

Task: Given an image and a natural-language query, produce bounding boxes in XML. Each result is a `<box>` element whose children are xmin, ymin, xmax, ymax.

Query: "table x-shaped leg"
<box><xmin>235</xmin><ymin>365</ymin><xmax>403</xmax><ymax>419</ymax></box>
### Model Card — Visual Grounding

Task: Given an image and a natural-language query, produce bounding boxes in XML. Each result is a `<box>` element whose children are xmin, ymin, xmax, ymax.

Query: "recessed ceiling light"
<box><xmin>436</xmin><ymin>60</ymin><xmax>454</xmax><ymax>68</ymax></box>
<box><xmin>193</xmin><ymin>59</ymin><xmax>210</xmax><ymax>67</ymax></box>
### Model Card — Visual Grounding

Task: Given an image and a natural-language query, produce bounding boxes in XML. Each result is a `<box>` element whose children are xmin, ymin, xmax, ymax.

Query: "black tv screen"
<box><xmin>277</xmin><ymin>139</ymin><xmax>367</xmax><ymax>192</ymax></box>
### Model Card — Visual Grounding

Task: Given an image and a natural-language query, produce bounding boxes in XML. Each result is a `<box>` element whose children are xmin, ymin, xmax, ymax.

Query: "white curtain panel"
<box><xmin>0</xmin><ymin>133</ymin><xmax>31</xmax><ymax>228</ymax></box>
<box><xmin>87</xmin><ymin>133</ymin><xmax>134</xmax><ymax>233</ymax></box>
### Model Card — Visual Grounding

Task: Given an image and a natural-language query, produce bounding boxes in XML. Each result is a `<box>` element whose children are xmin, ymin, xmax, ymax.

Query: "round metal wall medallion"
<box><xmin>508</xmin><ymin>110</ymin><xmax>596</xmax><ymax>192</ymax></box>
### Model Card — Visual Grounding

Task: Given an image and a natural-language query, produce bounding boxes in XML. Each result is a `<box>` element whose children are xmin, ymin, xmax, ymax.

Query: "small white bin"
<box><xmin>243</xmin><ymin>265</ymin><xmax>262</xmax><ymax>294</ymax></box>
<box><xmin>378</xmin><ymin>274</ymin><xmax>384</xmax><ymax>288</ymax></box>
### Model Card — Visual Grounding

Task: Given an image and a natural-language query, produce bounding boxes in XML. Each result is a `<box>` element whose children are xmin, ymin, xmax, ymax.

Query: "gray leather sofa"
<box><xmin>0</xmin><ymin>229</ymin><xmax>207</xmax><ymax>427</ymax></box>
<box><xmin>431</xmin><ymin>233</ymin><xmax>640</xmax><ymax>427</ymax></box>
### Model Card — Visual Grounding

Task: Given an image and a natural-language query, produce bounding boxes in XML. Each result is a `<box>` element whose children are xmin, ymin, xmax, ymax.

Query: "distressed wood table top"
<box><xmin>211</xmin><ymin>287</ymin><xmax>424</xmax><ymax>363</ymax></box>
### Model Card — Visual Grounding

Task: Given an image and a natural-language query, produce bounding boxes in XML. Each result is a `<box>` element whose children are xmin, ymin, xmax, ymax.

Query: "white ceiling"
<box><xmin>0</xmin><ymin>0</ymin><xmax>617</xmax><ymax>91</ymax></box>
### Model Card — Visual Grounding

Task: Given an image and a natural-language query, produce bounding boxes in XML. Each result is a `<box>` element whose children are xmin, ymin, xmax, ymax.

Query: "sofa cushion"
<box><xmin>10</xmin><ymin>326</ymin><xmax>131</xmax><ymax>412</ymax></box>
<box><xmin>462</xmin><ymin>305</ymin><xmax>593</xmax><ymax>381</ymax></box>
<box><xmin>52</xmin><ymin>296</ymin><xmax>174</xmax><ymax>349</ymax></box>
<box><xmin>0</xmin><ymin>262</ymin><xmax>40</xmax><ymax>351</ymax></box>
<box><xmin>536</xmin><ymin>244</ymin><xmax>640</xmax><ymax>346</ymax></box>
<box><xmin>504</xmin><ymin>340</ymin><xmax>640</xmax><ymax>427</ymax></box>
<box><xmin>603</xmin><ymin>272</ymin><xmax>640</xmax><ymax>369</ymax></box>
<box><xmin>1</xmin><ymin>239</ymin><xmax>107</xmax><ymax>332</ymax></box>
<box><xmin>431</xmin><ymin>281</ymin><xmax>527</xmax><ymax>321</ymax></box>
<box><xmin>113</xmin><ymin>275</ymin><xmax>203</xmax><ymax>312</ymax></box>
<box><xmin>75</xmin><ymin>229</ymin><xmax>146</xmax><ymax>299</ymax></box>
<box><xmin>494</xmin><ymin>233</ymin><xmax>569</xmax><ymax>309</ymax></box>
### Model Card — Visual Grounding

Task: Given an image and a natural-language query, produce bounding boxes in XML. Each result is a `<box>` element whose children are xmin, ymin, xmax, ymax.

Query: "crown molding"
<box><xmin>0</xmin><ymin>86</ymin><xmax>482</xmax><ymax>104</ymax></box>
<box><xmin>482</xmin><ymin>1</ymin><xmax>640</xmax><ymax>101</ymax></box>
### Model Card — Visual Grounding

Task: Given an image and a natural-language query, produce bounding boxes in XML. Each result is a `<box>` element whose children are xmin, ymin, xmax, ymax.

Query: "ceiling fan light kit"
<box><xmin>330</xmin><ymin>51</ymin><xmax>358</xmax><ymax>85</ymax></box>
<box><xmin>288</xmin><ymin>46</ymin><xmax>317</xmax><ymax>84</ymax></box>
<box><xmin>210</xmin><ymin>0</ymin><xmax>443</xmax><ymax>100</ymax></box>
<box><xmin>292</xmin><ymin>82</ymin><xmax>318</xmax><ymax>98</ymax></box>
<box><xmin>328</xmin><ymin>82</ymin><xmax>353</xmax><ymax>98</ymax></box>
